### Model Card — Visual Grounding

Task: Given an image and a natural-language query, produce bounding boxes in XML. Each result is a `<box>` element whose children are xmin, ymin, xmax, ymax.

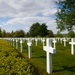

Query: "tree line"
<box><xmin>0</xmin><ymin>28</ymin><xmax>25</xmax><ymax>37</ymax></box>
<box><xmin>0</xmin><ymin>22</ymin><xmax>54</xmax><ymax>38</ymax></box>
<box><xmin>0</xmin><ymin>22</ymin><xmax>75</xmax><ymax>38</ymax></box>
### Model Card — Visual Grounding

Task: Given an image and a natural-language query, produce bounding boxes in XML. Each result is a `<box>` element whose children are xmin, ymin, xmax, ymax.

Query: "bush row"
<box><xmin>0</xmin><ymin>39</ymin><xmax>36</xmax><ymax>75</ymax></box>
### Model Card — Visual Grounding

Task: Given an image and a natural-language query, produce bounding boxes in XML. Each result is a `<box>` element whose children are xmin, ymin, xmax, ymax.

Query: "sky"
<box><xmin>0</xmin><ymin>0</ymin><xmax>61</xmax><ymax>34</ymax></box>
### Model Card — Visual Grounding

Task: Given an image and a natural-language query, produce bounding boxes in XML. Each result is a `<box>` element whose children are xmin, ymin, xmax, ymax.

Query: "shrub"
<box><xmin>0</xmin><ymin>40</ymin><xmax>36</xmax><ymax>75</ymax></box>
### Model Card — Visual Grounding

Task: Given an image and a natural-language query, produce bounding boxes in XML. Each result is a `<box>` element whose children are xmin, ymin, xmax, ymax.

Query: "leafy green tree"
<box><xmin>14</xmin><ymin>30</ymin><xmax>25</xmax><ymax>37</ymax></box>
<box><xmin>6</xmin><ymin>32</ymin><xmax>12</xmax><ymax>37</ymax></box>
<box><xmin>56</xmin><ymin>0</ymin><xmax>75</xmax><ymax>31</ymax></box>
<box><xmin>26</xmin><ymin>32</ymin><xmax>30</xmax><ymax>37</ymax></box>
<box><xmin>29</xmin><ymin>22</ymin><xmax>48</xmax><ymax>37</ymax></box>
<box><xmin>0</xmin><ymin>28</ymin><xmax>2</xmax><ymax>37</ymax></box>
<box><xmin>18</xmin><ymin>30</ymin><xmax>25</xmax><ymax>37</ymax></box>
<box><xmin>39</xmin><ymin>23</ymin><xmax>48</xmax><ymax>37</ymax></box>
<box><xmin>29</xmin><ymin>22</ymin><xmax>40</xmax><ymax>37</ymax></box>
<box><xmin>56</xmin><ymin>31</ymin><xmax>63</xmax><ymax>37</ymax></box>
<box><xmin>2</xmin><ymin>30</ymin><xmax>6</xmax><ymax>37</ymax></box>
<box><xmin>14</xmin><ymin>31</ymin><xmax>19</xmax><ymax>37</ymax></box>
<box><xmin>11</xmin><ymin>30</ymin><xmax>14</xmax><ymax>37</ymax></box>
<box><xmin>47</xmin><ymin>30</ymin><xmax>54</xmax><ymax>37</ymax></box>
<box><xmin>67</xmin><ymin>30</ymin><xmax>75</xmax><ymax>38</ymax></box>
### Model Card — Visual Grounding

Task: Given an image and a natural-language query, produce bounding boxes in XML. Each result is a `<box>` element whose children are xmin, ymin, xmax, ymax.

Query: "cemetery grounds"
<box><xmin>0</xmin><ymin>38</ymin><xmax>75</xmax><ymax>75</ymax></box>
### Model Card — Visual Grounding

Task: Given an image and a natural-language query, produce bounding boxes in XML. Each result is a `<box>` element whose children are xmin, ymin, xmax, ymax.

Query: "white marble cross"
<box><xmin>13</xmin><ymin>39</ymin><xmax>15</xmax><ymax>47</ymax></box>
<box><xmin>43</xmin><ymin>38</ymin><xmax>56</xmax><ymax>74</ymax></box>
<box><xmin>16</xmin><ymin>39</ymin><xmax>18</xmax><ymax>49</ymax></box>
<box><xmin>10</xmin><ymin>39</ymin><xmax>12</xmax><ymax>45</ymax></box>
<box><xmin>20</xmin><ymin>40</ymin><xmax>23</xmax><ymax>52</ymax></box>
<box><xmin>63</xmin><ymin>38</ymin><xmax>67</xmax><ymax>46</ymax></box>
<box><xmin>53</xmin><ymin>38</ymin><xmax>57</xmax><ymax>49</ymax></box>
<box><xmin>57</xmin><ymin>38</ymin><xmax>60</xmax><ymax>42</ymax></box>
<box><xmin>60</xmin><ymin>38</ymin><xmax>63</xmax><ymax>44</ymax></box>
<box><xmin>27</xmin><ymin>39</ymin><xmax>32</xmax><ymax>58</ymax></box>
<box><xmin>69</xmin><ymin>38</ymin><xmax>75</xmax><ymax>55</ymax></box>
<box><xmin>42</xmin><ymin>38</ymin><xmax>45</xmax><ymax>47</ymax></box>
<box><xmin>35</xmin><ymin>39</ymin><xmax>38</xmax><ymax>46</ymax></box>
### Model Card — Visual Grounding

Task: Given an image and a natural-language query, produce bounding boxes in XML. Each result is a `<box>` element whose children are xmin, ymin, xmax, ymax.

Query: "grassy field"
<box><xmin>18</xmin><ymin>39</ymin><xmax>75</xmax><ymax>75</ymax></box>
<box><xmin>3</xmin><ymin>39</ymin><xmax>75</xmax><ymax>75</ymax></box>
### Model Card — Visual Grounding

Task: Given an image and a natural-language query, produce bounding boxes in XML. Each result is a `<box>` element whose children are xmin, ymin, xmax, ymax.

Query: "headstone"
<box><xmin>42</xmin><ymin>38</ymin><xmax>45</xmax><ymax>47</ymax></box>
<box><xmin>60</xmin><ymin>38</ymin><xmax>62</xmax><ymax>44</ymax></box>
<box><xmin>16</xmin><ymin>39</ymin><xmax>18</xmax><ymax>49</ymax></box>
<box><xmin>20</xmin><ymin>40</ymin><xmax>23</xmax><ymax>52</ymax></box>
<box><xmin>53</xmin><ymin>38</ymin><xmax>57</xmax><ymax>49</ymax></box>
<box><xmin>10</xmin><ymin>39</ymin><xmax>12</xmax><ymax>45</ymax></box>
<box><xmin>57</xmin><ymin>38</ymin><xmax>60</xmax><ymax>42</ymax></box>
<box><xmin>27</xmin><ymin>39</ymin><xmax>32</xmax><ymax>58</ymax></box>
<box><xmin>63</xmin><ymin>38</ymin><xmax>66</xmax><ymax>46</ymax></box>
<box><xmin>43</xmin><ymin>38</ymin><xmax>56</xmax><ymax>74</ymax></box>
<box><xmin>35</xmin><ymin>39</ymin><xmax>38</xmax><ymax>46</ymax></box>
<box><xmin>69</xmin><ymin>38</ymin><xmax>75</xmax><ymax>55</ymax></box>
<box><xmin>13</xmin><ymin>39</ymin><xmax>15</xmax><ymax>47</ymax></box>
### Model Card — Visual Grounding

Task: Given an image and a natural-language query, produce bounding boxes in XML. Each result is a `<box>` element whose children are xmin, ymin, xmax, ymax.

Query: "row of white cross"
<box><xmin>1</xmin><ymin>38</ymin><xmax>75</xmax><ymax>74</ymax></box>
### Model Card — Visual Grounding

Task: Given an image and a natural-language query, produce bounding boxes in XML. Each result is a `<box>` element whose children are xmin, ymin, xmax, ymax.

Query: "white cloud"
<box><xmin>0</xmin><ymin>0</ymin><xmax>57</xmax><ymax>17</ymax></box>
<box><xmin>0</xmin><ymin>0</ymin><xmax>58</xmax><ymax>33</ymax></box>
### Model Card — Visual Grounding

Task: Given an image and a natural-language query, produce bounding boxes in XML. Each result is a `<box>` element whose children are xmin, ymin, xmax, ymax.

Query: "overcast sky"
<box><xmin>0</xmin><ymin>0</ymin><xmax>60</xmax><ymax>34</ymax></box>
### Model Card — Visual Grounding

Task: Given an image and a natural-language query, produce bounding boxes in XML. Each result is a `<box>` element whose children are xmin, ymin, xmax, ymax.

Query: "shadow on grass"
<box><xmin>53</xmin><ymin>66</ymin><xmax>75</xmax><ymax>73</ymax></box>
<box><xmin>62</xmin><ymin>66</ymin><xmax>75</xmax><ymax>72</ymax></box>
<box><xmin>32</xmin><ymin>55</ymin><xmax>46</xmax><ymax>59</ymax></box>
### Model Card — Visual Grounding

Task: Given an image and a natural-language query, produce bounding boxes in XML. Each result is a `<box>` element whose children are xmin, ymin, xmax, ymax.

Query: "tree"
<box><xmin>29</xmin><ymin>22</ymin><xmax>48</xmax><ymax>37</ymax></box>
<box><xmin>56</xmin><ymin>0</ymin><xmax>75</xmax><ymax>31</ymax></box>
<box><xmin>11</xmin><ymin>30</ymin><xmax>14</xmax><ymax>37</ymax></box>
<box><xmin>29</xmin><ymin>22</ymin><xmax>40</xmax><ymax>37</ymax></box>
<box><xmin>6</xmin><ymin>32</ymin><xmax>12</xmax><ymax>37</ymax></box>
<box><xmin>2</xmin><ymin>30</ymin><xmax>6</xmax><ymax>37</ymax></box>
<box><xmin>39</xmin><ymin>23</ymin><xmax>48</xmax><ymax>37</ymax></box>
<box><xmin>0</xmin><ymin>28</ymin><xmax>2</xmax><ymax>37</ymax></box>
<box><xmin>18</xmin><ymin>30</ymin><xmax>25</xmax><ymax>37</ymax></box>
<box><xmin>47</xmin><ymin>30</ymin><xmax>54</xmax><ymax>37</ymax></box>
<box><xmin>26</xmin><ymin>32</ymin><xmax>30</xmax><ymax>37</ymax></box>
<box><xmin>67</xmin><ymin>30</ymin><xmax>75</xmax><ymax>38</ymax></box>
<box><xmin>56</xmin><ymin>31</ymin><xmax>63</xmax><ymax>37</ymax></box>
<box><xmin>14</xmin><ymin>30</ymin><xmax>25</xmax><ymax>37</ymax></box>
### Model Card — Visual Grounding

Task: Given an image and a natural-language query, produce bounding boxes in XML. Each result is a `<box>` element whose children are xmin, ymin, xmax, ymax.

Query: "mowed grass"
<box><xmin>15</xmin><ymin>39</ymin><xmax>75</xmax><ymax>75</ymax></box>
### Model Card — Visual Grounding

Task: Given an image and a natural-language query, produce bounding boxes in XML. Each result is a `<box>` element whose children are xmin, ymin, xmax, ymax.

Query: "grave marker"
<box><xmin>35</xmin><ymin>39</ymin><xmax>38</xmax><ymax>46</ymax></box>
<box><xmin>63</xmin><ymin>38</ymin><xmax>67</xmax><ymax>46</ymax></box>
<box><xmin>69</xmin><ymin>38</ymin><xmax>75</xmax><ymax>55</ymax></box>
<box><xmin>27</xmin><ymin>39</ymin><xmax>32</xmax><ymax>58</ymax></box>
<box><xmin>53</xmin><ymin>38</ymin><xmax>57</xmax><ymax>49</ymax></box>
<box><xmin>20</xmin><ymin>40</ymin><xmax>23</xmax><ymax>52</ymax></box>
<box><xmin>43</xmin><ymin>38</ymin><xmax>56</xmax><ymax>74</ymax></box>
<box><xmin>16</xmin><ymin>39</ymin><xmax>18</xmax><ymax>49</ymax></box>
<box><xmin>13</xmin><ymin>39</ymin><xmax>15</xmax><ymax>47</ymax></box>
<box><xmin>42</xmin><ymin>38</ymin><xmax>45</xmax><ymax>47</ymax></box>
<box><xmin>60</xmin><ymin>38</ymin><xmax>63</xmax><ymax>44</ymax></box>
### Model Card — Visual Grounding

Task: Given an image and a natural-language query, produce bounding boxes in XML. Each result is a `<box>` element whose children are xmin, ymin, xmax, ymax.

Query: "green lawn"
<box><xmin>20</xmin><ymin>39</ymin><xmax>75</xmax><ymax>75</ymax></box>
